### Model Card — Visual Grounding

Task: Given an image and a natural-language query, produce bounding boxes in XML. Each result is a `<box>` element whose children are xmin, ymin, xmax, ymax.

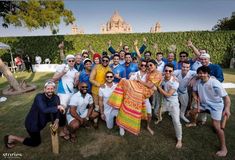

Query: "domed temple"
<box><xmin>150</xmin><ymin>22</ymin><xmax>161</xmax><ymax>33</ymax></box>
<box><xmin>100</xmin><ymin>11</ymin><xmax>132</xmax><ymax>34</ymax></box>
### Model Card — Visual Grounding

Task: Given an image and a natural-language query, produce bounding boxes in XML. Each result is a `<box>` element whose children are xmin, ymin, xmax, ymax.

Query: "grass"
<box><xmin>0</xmin><ymin>70</ymin><xmax>235</xmax><ymax>160</ymax></box>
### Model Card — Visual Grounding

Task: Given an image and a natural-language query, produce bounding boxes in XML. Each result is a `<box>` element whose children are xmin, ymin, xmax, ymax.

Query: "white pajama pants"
<box><xmin>162</xmin><ymin>101</ymin><xmax>182</xmax><ymax>140</ymax></box>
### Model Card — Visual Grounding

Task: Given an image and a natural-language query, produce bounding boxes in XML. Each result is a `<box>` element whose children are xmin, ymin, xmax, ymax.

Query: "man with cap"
<box><xmin>4</xmin><ymin>81</ymin><xmax>66</xmax><ymax>148</ymax></box>
<box><xmin>52</xmin><ymin>54</ymin><xmax>79</xmax><ymax>108</ymax></box>
<box><xmin>79</xmin><ymin>58</ymin><xmax>93</xmax><ymax>94</ymax></box>
<box><xmin>93</xmin><ymin>53</ymin><xmax>101</xmax><ymax>66</ymax></box>
<box><xmin>199</xmin><ymin>53</ymin><xmax>224</xmax><ymax>82</ymax></box>
<box><xmin>52</xmin><ymin>54</ymin><xmax>79</xmax><ymax>136</ymax></box>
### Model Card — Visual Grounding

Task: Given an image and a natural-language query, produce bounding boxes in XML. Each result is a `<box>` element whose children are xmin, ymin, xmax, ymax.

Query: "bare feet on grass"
<box><xmin>216</xmin><ymin>149</ymin><xmax>227</xmax><ymax>157</ymax></box>
<box><xmin>176</xmin><ymin>140</ymin><xmax>182</xmax><ymax>149</ymax></box>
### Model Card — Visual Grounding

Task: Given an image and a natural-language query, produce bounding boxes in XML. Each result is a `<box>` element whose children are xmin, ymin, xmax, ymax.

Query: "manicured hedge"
<box><xmin>0</xmin><ymin>31</ymin><xmax>235</xmax><ymax>67</ymax></box>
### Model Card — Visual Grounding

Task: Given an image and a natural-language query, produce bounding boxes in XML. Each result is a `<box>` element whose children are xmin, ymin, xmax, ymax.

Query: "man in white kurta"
<box><xmin>174</xmin><ymin>61</ymin><xmax>196</xmax><ymax>123</ymax></box>
<box><xmin>99</xmin><ymin>71</ymin><xmax>118</xmax><ymax>129</ymax></box>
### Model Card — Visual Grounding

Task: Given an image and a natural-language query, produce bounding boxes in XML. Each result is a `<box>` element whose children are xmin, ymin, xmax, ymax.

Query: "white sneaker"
<box><xmin>119</xmin><ymin>127</ymin><xmax>125</xmax><ymax>136</ymax></box>
<box><xmin>180</xmin><ymin>114</ymin><xmax>190</xmax><ymax>123</ymax></box>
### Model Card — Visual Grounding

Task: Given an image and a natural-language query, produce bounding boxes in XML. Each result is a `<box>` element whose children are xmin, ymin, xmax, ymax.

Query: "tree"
<box><xmin>213</xmin><ymin>14</ymin><xmax>235</xmax><ymax>31</ymax></box>
<box><xmin>0</xmin><ymin>0</ymin><xmax>75</xmax><ymax>34</ymax></box>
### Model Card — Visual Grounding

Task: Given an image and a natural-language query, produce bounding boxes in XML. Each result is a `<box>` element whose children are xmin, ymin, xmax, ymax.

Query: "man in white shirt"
<box><xmin>52</xmin><ymin>55</ymin><xmax>79</xmax><ymax>110</ymax></box>
<box><xmin>67</xmin><ymin>82</ymin><xmax>99</xmax><ymax>143</ymax></box>
<box><xmin>174</xmin><ymin>61</ymin><xmax>196</xmax><ymax>123</ymax></box>
<box><xmin>99</xmin><ymin>71</ymin><xmax>118</xmax><ymax>129</ymax></box>
<box><xmin>187</xmin><ymin>66</ymin><xmax>231</xmax><ymax>157</ymax></box>
<box><xmin>157</xmin><ymin>63</ymin><xmax>182</xmax><ymax>149</ymax></box>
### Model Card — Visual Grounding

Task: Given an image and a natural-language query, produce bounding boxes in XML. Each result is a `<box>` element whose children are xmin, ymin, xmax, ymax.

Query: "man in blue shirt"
<box><xmin>4</xmin><ymin>81</ymin><xmax>66</xmax><ymax>148</ymax></box>
<box><xmin>199</xmin><ymin>53</ymin><xmax>224</xmax><ymax>82</ymax></box>
<box><xmin>163</xmin><ymin>53</ymin><xmax>177</xmax><ymax>70</ymax></box>
<box><xmin>110</xmin><ymin>54</ymin><xmax>125</xmax><ymax>83</ymax></box>
<box><xmin>79</xmin><ymin>58</ymin><xmax>93</xmax><ymax>94</ymax></box>
<box><xmin>122</xmin><ymin>53</ymin><xmax>138</xmax><ymax>79</ymax></box>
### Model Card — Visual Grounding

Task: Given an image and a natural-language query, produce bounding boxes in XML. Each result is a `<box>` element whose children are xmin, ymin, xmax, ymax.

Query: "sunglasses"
<box><xmin>141</xmin><ymin>64</ymin><xmax>146</xmax><ymax>67</ymax></box>
<box><xmin>102</xmin><ymin>59</ymin><xmax>109</xmax><ymax>62</ymax></box>
<box><xmin>68</xmin><ymin>60</ymin><xmax>75</xmax><ymax>62</ymax></box>
<box><xmin>83</xmin><ymin>56</ymin><xmax>88</xmax><ymax>58</ymax></box>
<box><xmin>81</xmin><ymin>86</ymin><xmax>88</xmax><ymax>89</ymax></box>
<box><xmin>165</xmin><ymin>70</ymin><xmax>173</xmax><ymax>73</ymax></box>
<box><xmin>106</xmin><ymin>76</ymin><xmax>113</xmax><ymax>78</ymax></box>
<box><xmin>180</xmin><ymin>55</ymin><xmax>186</xmax><ymax>57</ymax></box>
<box><xmin>147</xmin><ymin>64</ymin><xmax>154</xmax><ymax>67</ymax></box>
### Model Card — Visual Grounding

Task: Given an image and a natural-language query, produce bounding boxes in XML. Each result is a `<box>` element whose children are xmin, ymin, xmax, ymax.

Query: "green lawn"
<box><xmin>0</xmin><ymin>70</ymin><xmax>235</xmax><ymax>160</ymax></box>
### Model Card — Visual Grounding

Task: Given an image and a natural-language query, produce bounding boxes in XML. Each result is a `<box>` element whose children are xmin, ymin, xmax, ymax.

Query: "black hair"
<box><xmin>123</xmin><ymin>45</ymin><xmax>129</xmax><ymax>50</ymax></box>
<box><xmin>197</xmin><ymin>66</ymin><xmax>210</xmax><ymax>74</ymax></box>
<box><xmin>182</xmin><ymin>60</ymin><xmax>190</xmax><ymax>65</ymax></box>
<box><xmin>164</xmin><ymin>63</ymin><xmax>174</xmax><ymax>70</ymax></box>
<box><xmin>156</xmin><ymin>52</ymin><xmax>163</xmax><ymax>56</ymax></box>
<box><xmin>102</xmin><ymin>55</ymin><xmax>110</xmax><ymax>61</ymax></box>
<box><xmin>113</xmin><ymin>54</ymin><xmax>120</xmax><ymax>58</ymax></box>
<box><xmin>102</xmin><ymin>51</ymin><xmax>108</xmax><ymax>56</ymax></box>
<box><xmin>125</xmin><ymin>52</ymin><xmax>132</xmax><ymax>57</ymax></box>
<box><xmin>105</xmin><ymin>71</ymin><xmax>114</xmax><ymax>76</ymax></box>
<box><xmin>147</xmin><ymin>59</ymin><xmax>157</xmax><ymax>66</ymax></box>
<box><xmin>144</xmin><ymin>51</ymin><xmax>152</xmax><ymax>56</ymax></box>
<box><xmin>179</xmin><ymin>51</ymin><xmax>189</xmax><ymax>57</ymax></box>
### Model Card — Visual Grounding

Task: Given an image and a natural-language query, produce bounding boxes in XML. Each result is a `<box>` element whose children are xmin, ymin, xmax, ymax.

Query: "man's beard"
<box><xmin>45</xmin><ymin>92</ymin><xmax>54</xmax><ymax>98</ymax></box>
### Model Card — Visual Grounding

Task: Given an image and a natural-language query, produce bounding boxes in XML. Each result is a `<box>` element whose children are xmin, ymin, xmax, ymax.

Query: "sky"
<box><xmin>0</xmin><ymin>0</ymin><xmax>235</xmax><ymax>37</ymax></box>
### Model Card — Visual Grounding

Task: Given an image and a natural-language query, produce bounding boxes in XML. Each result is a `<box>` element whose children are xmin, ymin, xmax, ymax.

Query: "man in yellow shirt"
<box><xmin>89</xmin><ymin>55</ymin><xmax>111</xmax><ymax>128</ymax></box>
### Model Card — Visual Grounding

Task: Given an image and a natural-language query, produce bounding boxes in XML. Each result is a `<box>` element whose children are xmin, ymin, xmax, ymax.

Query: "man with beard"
<box><xmin>4</xmin><ymin>81</ymin><xmax>65</xmax><ymax>148</ymax></box>
<box><xmin>122</xmin><ymin>53</ymin><xmax>138</xmax><ymax>79</ymax></box>
<box><xmin>90</xmin><ymin>55</ymin><xmax>111</xmax><ymax>128</ymax></box>
<box><xmin>110</xmin><ymin>54</ymin><xmax>125</xmax><ymax>83</ymax></box>
<box><xmin>66</xmin><ymin>82</ymin><xmax>99</xmax><ymax>142</ymax></box>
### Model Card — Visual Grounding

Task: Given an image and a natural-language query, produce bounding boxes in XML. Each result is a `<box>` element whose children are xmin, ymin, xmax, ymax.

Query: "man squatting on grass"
<box><xmin>188</xmin><ymin>66</ymin><xmax>231</xmax><ymax>157</ymax></box>
<box><xmin>4</xmin><ymin>81</ymin><xmax>66</xmax><ymax>148</ymax></box>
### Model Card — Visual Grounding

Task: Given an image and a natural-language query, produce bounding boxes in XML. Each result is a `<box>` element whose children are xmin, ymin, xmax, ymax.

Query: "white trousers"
<box><xmin>178</xmin><ymin>92</ymin><xmax>189</xmax><ymax>115</ymax></box>
<box><xmin>162</xmin><ymin>101</ymin><xmax>182</xmax><ymax>140</ymax></box>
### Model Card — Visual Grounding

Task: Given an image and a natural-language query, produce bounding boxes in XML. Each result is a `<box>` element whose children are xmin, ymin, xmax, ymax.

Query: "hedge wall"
<box><xmin>0</xmin><ymin>31</ymin><xmax>235</xmax><ymax>67</ymax></box>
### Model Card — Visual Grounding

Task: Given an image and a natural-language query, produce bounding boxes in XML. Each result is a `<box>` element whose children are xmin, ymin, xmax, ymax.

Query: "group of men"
<box><xmin>4</xmin><ymin>39</ymin><xmax>231</xmax><ymax>157</ymax></box>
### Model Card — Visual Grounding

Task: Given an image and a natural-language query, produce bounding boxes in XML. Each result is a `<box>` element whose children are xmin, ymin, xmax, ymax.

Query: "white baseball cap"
<box><xmin>200</xmin><ymin>53</ymin><xmax>210</xmax><ymax>59</ymax></box>
<box><xmin>66</xmin><ymin>54</ymin><xmax>75</xmax><ymax>60</ymax></box>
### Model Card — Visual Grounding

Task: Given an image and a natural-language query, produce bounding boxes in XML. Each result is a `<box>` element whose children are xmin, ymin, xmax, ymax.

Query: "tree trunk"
<box><xmin>0</xmin><ymin>58</ymin><xmax>21</xmax><ymax>91</ymax></box>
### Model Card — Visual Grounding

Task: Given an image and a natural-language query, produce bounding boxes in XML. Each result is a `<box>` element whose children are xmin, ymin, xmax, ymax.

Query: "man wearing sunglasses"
<box><xmin>177</xmin><ymin>51</ymin><xmax>195</xmax><ymax>70</ymax></box>
<box><xmin>99</xmin><ymin>71</ymin><xmax>118</xmax><ymax>129</ymax></box>
<box><xmin>52</xmin><ymin>55</ymin><xmax>79</xmax><ymax>109</ymax></box>
<box><xmin>90</xmin><ymin>55</ymin><xmax>111</xmax><ymax>128</ymax></box>
<box><xmin>157</xmin><ymin>63</ymin><xmax>182</xmax><ymax>149</ymax></box>
<box><xmin>66</xmin><ymin>82</ymin><xmax>99</xmax><ymax>142</ymax></box>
